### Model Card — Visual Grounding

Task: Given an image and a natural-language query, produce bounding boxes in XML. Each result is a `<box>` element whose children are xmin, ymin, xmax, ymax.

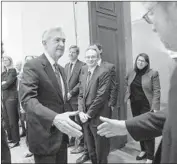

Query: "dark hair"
<box><xmin>134</xmin><ymin>53</ymin><xmax>150</xmax><ymax>71</ymax></box>
<box><xmin>94</xmin><ymin>43</ymin><xmax>102</xmax><ymax>51</ymax></box>
<box><xmin>69</xmin><ymin>45</ymin><xmax>80</xmax><ymax>55</ymax></box>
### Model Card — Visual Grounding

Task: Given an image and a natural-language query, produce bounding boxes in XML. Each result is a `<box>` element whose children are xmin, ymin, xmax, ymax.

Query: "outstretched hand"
<box><xmin>97</xmin><ymin>116</ymin><xmax>128</xmax><ymax>138</ymax></box>
<box><xmin>53</xmin><ymin>111</ymin><xmax>82</xmax><ymax>138</ymax></box>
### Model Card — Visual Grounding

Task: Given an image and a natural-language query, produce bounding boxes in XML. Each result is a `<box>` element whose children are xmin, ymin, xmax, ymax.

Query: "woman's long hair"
<box><xmin>134</xmin><ymin>53</ymin><xmax>150</xmax><ymax>72</ymax></box>
<box><xmin>3</xmin><ymin>55</ymin><xmax>14</xmax><ymax>69</ymax></box>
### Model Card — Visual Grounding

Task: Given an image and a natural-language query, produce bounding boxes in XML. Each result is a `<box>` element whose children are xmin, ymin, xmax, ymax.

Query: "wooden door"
<box><xmin>88</xmin><ymin>1</ymin><xmax>132</xmax><ymax>150</ymax></box>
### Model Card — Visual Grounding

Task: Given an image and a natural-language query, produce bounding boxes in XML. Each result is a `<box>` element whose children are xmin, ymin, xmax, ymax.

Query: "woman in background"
<box><xmin>125</xmin><ymin>53</ymin><xmax>161</xmax><ymax>163</ymax></box>
<box><xmin>2</xmin><ymin>55</ymin><xmax>20</xmax><ymax>148</ymax></box>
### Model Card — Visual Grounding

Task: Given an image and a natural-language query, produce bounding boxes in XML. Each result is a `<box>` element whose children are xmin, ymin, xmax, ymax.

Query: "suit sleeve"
<box><xmin>108</xmin><ymin>65</ymin><xmax>118</xmax><ymax>107</ymax></box>
<box><xmin>19</xmin><ymin>62</ymin><xmax>57</xmax><ymax>132</ymax></box>
<box><xmin>87</xmin><ymin>71</ymin><xmax>111</xmax><ymax>118</ymax></box>
<box><xmin>78</xmin><ymin>72</ymin><xmax>84</xmax><ymax>112</ymax></box>
<box><xmin>2</xmin><ymin>69</ymin><xmax>17</xmax><ymax>90</ymax></box>
<box><xmin>125</xmin><ymin>110</ymin><xmax>166</xmax><ymax>141</ymax></box>
<box><xmin>70</xmin><ymin>63</ymin><xmax>85</xmax><ymax>96</ymax></box>
<box><xmin>151</xmin><ymin>71</ymin><xmax>161</xmax><ymax>111</ymax></box>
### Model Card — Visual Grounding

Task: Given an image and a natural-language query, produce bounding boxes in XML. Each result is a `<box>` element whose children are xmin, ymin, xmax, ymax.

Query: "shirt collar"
<box><xmin>88</xmin><ymin>65</ymin><xmax>97</xmax><ymax>75</ymax></box>
<box><xmin>97</xmin><ymin>58</ymin><xmax>102</xmax><ymax>66</ymax></box>
<box><xmin>70</xmin><ymin>59</ymin><xmax>77</xmax><ymax>66</ymax></box>
<box><xmin>44</xmin><ymin>50</ymin><xmax>56</xmax><ymax>69</ymax></box>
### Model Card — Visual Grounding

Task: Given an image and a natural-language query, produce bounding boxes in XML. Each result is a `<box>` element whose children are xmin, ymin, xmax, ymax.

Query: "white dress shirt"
<box><xmin>44</xmin><ymin>51</ymin><xmax>65</xmax><ymax>99</ymax></box>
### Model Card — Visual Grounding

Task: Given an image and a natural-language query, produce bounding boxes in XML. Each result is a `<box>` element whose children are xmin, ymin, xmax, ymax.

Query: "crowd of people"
<box><xmin>1</xmin><ymin>1</ymin><xmax>177</xmax><ymax>164</ymax></box>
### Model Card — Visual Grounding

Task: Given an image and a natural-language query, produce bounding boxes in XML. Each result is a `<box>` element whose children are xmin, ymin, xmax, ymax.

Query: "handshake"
<box><xmin>53</xmin><ymin>111</ymin><xmax>127</xmax><ymax>139</ymax></box>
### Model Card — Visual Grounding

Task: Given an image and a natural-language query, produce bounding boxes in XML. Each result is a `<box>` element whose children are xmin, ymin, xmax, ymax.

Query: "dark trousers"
<box><xmin>83</xmin><ymin>122</ymin><xmax>110</xmax><ymax>164</ymax></box>
<box><xmin>69</xmin><ymin>102</ymin><xmax>84</xmax><ymax>148</ymax></box>
<box><xmin>34</xmin><ymin>141</ymin><xmax>67</xmax><ymax>164</ymax></box>
<box><xmin>3</xmin><ymin>98</ymin><xmax>20</xmax><ymax>143</ymax></box>
<box><xmin>1</xmin><ymin>124</ymin><xmax>11</xmax><ymax>164</ymax></box>
<box><xmin>131</xmin><ymin>100</ymin><xmax>155</xmax><ymax>160</ymax></box>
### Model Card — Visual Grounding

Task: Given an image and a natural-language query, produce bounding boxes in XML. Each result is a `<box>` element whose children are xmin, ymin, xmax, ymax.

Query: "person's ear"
<box><xmin>42</xmin><ymin>40</ymin><xmax>46</xmax><ymax>46</ymax></box>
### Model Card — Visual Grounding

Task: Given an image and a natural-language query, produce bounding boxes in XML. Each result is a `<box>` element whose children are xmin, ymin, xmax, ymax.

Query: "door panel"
<box><xmin>88</xmin><ymin>1</ymin><xmax>132</xmax><ymax>149</ymax></box>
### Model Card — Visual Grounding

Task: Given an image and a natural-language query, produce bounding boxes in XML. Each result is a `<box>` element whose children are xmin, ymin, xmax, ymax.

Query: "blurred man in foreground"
<box><xmin>97</xmin><ymin>2</ymin><xmax>177</xmax><ymax>164</ymax></box>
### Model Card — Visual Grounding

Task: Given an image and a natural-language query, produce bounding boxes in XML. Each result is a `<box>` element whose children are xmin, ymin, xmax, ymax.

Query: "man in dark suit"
<box><xmin>19</xmin><ymin>27</ymin><xmax>82</xmax><ymax>163</ymax></box>
<box><xmin>64</xmin><ymin>45</ymin><xmax>85</xmax><ymax>153</ymax></box>
<box><xmin>78</xmin><ymin>45</ymin><xmax>111</xmax><ymax>163</ymax></box>
<box><xmin>95</xmin><ymin>43</ymin><xmax>118</xmax><ymax>110</ymax></box>
<box><xmin>98</xmin><ymin>2</ymin><xmax>177</xmax><ymax>164</ymax></box>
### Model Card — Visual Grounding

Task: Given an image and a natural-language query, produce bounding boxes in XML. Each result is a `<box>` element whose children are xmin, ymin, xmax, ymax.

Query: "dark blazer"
<box><xmin>64</xmin><ymin>60</ymin><xmax>84</xmax><ymax>109</ymax></box>
<box><xmin>2</xmin><ymin>68</ymin><xmax>18</xmax><ymax>100</ymax></box>
<box><xmin>126</xmin><ymin>110</ymin><xmax>166</xmax><ymax>164</ymax></box>
<box><xmin>99</xmin><ymin>61</ymin><xmax>118</xmax><ymax>107</ymax></box>
<box><xmin>78</xmin><ymin>65</ymin><xmax>111</xmax><ymax>127</ymax></box>
<box><xmin>125</xmin><ymin>69</ymin><xmax>161</xmax><ymax>111</ymax></box>
<box><xmin>19</xmin><ymin>54</ymin><xmax>68</xmax><ymax>155</ymax></box>
<box><xmin>161</xmin><ymin>65</ymin><xmax>177</xmax><ymax>163</ymax></box>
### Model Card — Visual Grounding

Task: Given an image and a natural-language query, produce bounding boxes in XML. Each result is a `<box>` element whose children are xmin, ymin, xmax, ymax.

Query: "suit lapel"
<box><xmin>42</xmin><ymin>54</ymin><xmax>64</xmax><ymax>101</ymax></box>
<box><xmin>68</xmin><ymin>60</ymin><xmax>79</xmax><ymax>82</ymax></box>
<box><xmin>58</xmin><ymin>65</ymin><xmax>68</xmax><ymax>103</ymax></box>
<box><xmin>85</xmin><ymin>65</ymin><xmax>99</xmax><ymax>99</ymax></box>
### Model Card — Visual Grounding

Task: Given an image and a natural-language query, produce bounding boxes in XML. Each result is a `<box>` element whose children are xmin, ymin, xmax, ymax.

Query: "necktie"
<box><xmin>68</xmin><ymin>63</ymin><xmax>73</xmax><ymax>79</ymax></box>
<box><xmin>86</xmin><ymin>71</ymin><xmax>91</xmax><ymax>88</ymax></box>
<box><xmin>53</xmin><ymin>63</ymin><xmax>65</xmax><ymax>99</ymax></box>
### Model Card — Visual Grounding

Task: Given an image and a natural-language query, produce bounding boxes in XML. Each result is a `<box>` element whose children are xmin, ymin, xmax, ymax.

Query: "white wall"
<box><xmin>2</xmin><ymin>2</ymin><xmax>90</xmax><ymax>66</ymax></box>
<box><xmin>130</xmin><ymin>2</ymin><xmax>176</xmax><ymax>105</ymax></box>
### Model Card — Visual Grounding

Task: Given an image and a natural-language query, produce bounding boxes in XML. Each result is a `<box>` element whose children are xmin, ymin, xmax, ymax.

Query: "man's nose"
<box><xmin>59</xmin><ymin>40</ymin><xmax>65</xmax><ymax>46</ymax></box>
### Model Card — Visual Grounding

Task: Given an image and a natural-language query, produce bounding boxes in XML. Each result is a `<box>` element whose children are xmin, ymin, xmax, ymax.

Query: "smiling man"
<box><xmin>19</xmin><ymin>27</ymin><xmax>82</xmax><ymax>163</ymax></box>
<box><xmin>78</xmin><ymin>45</ymin><xmax>112</xmax><ymax>163</ymax></box>
<box><xmin>97</xmin><ymin>2</ymin><xmax>177</xmax><ymax>164</ymax></box>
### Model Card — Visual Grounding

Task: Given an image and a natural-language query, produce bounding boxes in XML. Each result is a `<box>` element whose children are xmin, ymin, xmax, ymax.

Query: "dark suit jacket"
<box><xmin>2</xmin><ymin>68</ymin><xmax>18</xmax><ymax>100</ymax></box>
<box><xmin>78</xmin><ymin>65</ymin><xmax>111</xmax><ymax>127</ymax></box>
<box><xmin>19</xmin><ymin>54</ymin><xmax>68</xmax><ymax>155</ymax></box>
<box><xmin>99</xmin><ymin>61</ymin><xmax>118</xmax><ymax>107</ymax></box>
<box><xmin>125</xmin><ymin>69</ymin><xmax>161</xmax><ymax>111</ymax></box>
<box><xmin>161</xmin><ymin>65</ymin><xmax>177</xmax><ymax>163</ymax></box>
<box><xmin>126</xmin><ymin>110</ymin><xmax>166</xmax><ymax>164</ymax></box>
<box><xmin>64</xmin><ymin>60</ymin><xmax>84</xmax><ymax>110</ymax></box>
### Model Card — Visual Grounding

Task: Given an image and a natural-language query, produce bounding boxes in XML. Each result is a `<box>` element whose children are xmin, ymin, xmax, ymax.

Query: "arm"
<box><xmin>19</xmin><ymin>62</ymin><xmax>57</xmax><ymax>131</ymax></box>
<box><xmin>151</xmin><ymin>71</ymin><xmax>161</xmax><ymax>111</ymax></box>
<box><xmin>78</xmin><ymin>79</ymin><xmax>84</xmax><ymax>112</ymax></box>
<box><xmin>126</xmin><ymin>110</ymin><xmax>166</xmax><ymax>141</ymax></box>
<box><xmin>97</xmin><ymin>110</ymin><xmax>166</xmax><ymax>139</ymax></box>
<box><xmin>70</xmin><ymin>82</ymin><xmax>80</xmax><ymax>96</ymax></box>
<box><xmin>108</xmin><ymin>65</ymin><xmax>118</xmax><ymax>107</ymax></box>
<box><xmin>2</xmin><ymin>69</ymin><xmax>17</xmax><ymax>90</ymax></box>
<box><xmin>87</xmin><ymin>71</ymin><xmax>111</xmax><ymax>118</ymax></box>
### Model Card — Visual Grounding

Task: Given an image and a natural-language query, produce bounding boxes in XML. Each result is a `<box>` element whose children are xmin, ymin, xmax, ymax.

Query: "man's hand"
<box><xmin>97</xmin><ymin>116</ymin><xmax>128</xmax><ymax>138</ymax></box>
<box><xmin>53</xmin><ymin>111</ymin><xmax>82</xmax><ymax>138</ymax></box>
<box><xmin>67</xmin><ymin>92</ymin><xmax>72</xmax><ymax>100</ymax></box>
<box><xmin>79</xmin><ymin>112</ymin><xmax>89</xmax><ymax>123</ymax></box>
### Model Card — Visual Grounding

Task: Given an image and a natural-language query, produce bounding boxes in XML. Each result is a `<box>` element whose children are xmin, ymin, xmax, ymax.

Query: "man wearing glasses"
<box><xmin>97</xmin><ymin>2</ymin><xmax>177</xmax><ymax>164</ymax></box>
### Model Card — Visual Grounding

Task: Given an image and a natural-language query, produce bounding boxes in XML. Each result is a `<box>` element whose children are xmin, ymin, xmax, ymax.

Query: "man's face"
<box><xmin>69</xmin><ymin>48</ymin><xmax>78</xmax><ymax>62</ymax></box>
<box><xmin>85</xmin><ymin>49</ymin><xmax>98</xmax><ymax>68</ymax></box>
<box><xmin>143</xmin><ymin>2</ymin><xmax>177</xmax><ymax>51</ymax></box>
<box><xmin>44</xmin><ymin>30</ymin><xmax>65</xmax><ymax>61</ymax></box>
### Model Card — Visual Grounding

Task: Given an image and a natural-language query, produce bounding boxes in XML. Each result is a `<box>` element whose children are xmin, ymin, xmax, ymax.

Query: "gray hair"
<box><xmin>42</xmin><ymin>27</ymin><xmax>65</xmax><ymax>43</ymax></box>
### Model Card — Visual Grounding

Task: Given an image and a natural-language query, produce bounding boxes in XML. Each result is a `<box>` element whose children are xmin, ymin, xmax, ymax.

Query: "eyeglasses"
<box><xmin>142</xmin><ymin>2</ymin><xmax>158</xmax><ymax>24</ymax></box>
<box><xmin>137</xmin><ymin>59</ymin><xmax>146</xmax><ymax>63</ymax></box>
<box><xmin>85</xmin><ymin>56</ymin><xmax>97</xmax><ymax>60</ymax></box>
